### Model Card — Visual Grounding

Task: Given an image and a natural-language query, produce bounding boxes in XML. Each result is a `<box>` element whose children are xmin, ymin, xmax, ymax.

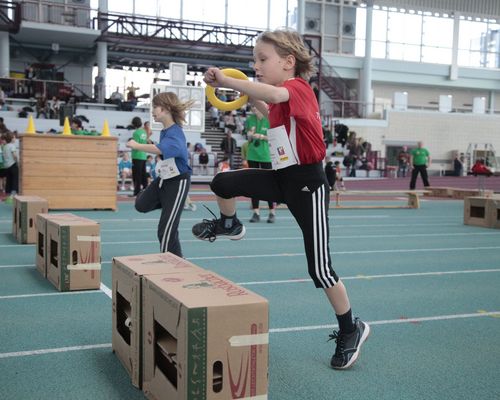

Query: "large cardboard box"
<box><xmin>487</xmin><ymin>196</ymin><xmax>500</xmax><ymax>229</ymax></box>
<box><xmin>142</xmin><ymin>271</ymin><xmax>269</xmax><ymax>400</ymax></box>
<box><xmin>112</xmin><ymin>253</ymin><xmax>205</xmax><ymax>389</ymax></box>
<box><xmin>46</xmin><ymin>217</ymin><xmax>101</xmax><ymax>291</ymax></box>
<box><xmin>36</xmin><ymin>213</ymin><xmax>81</xmax><ymax>277</ymax></box>
<box><xmin>464</xmin><ymin>196</ymin><xmax>500</xmax><ymax>229</ymax></box>
<box><xmin>12</xmin><ymin>195</ymin><xmax>49</xmax><ymax>244</ymax></box>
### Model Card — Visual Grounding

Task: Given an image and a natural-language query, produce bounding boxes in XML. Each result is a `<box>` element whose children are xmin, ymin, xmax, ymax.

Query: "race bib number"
<box><xmin>267</xmin><ymin>125</ymin><xmax>298</xmax><ymax>170</ymax></box>
<box><xmin>155</xmin><ymin>158</ymin><xmax>180</xmax><ymax>180</ymax></box>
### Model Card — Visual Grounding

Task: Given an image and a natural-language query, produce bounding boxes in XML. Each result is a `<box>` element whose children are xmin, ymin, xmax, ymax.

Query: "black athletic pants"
<box><xmin>135</xmin><ymin>173</ymin><xmax>190</xmax><ymax>257</ymax></box>
<box><xmin>211</xmin><ymin>163</ymin><xmax>339</xmax><ymax>288</ymax></box>
<box><xmin>247</xmin><ymin>160</ymin><xmax>275</xmax><ymax>210</ymax></box>
<box><xmin>409</xmin><ymin>165</ymin><xmax>430</xmax><ymax>190</ymax></box>
<box><xmin>132</xmin><ymin>159</ymin><xmax>148</xmax><ymax>196</ymax></box>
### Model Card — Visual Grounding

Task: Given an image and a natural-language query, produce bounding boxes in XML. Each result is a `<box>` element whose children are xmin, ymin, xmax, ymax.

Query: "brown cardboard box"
<box><xmin>464</xmin><ymin>197</ymin><xmax>490</xmax><ymax>228</ymax></box>
<box><xmin>12</xmin><ymin>195</ymin><xmax>49</xmax><ymax>244</ymax></box>
<box><xmin>487</xmin><ymin>196</ymin><xmax>500</xmax><ymax>229</ymax></box>
<box><xmin>142</xmin><ymin>271</ymin><xmax>269</xmax><ymax>400</ymax></box>
<box><xmin>36</xmin><ymin>213</ymin><xmax>81</xmax><ymax>277</ymax></box>
<box><xmin>46</xmin><ymin>217</ymin><xmax>101</xmax><ymax>291</ymax></box>
<box><xmin>112</xmin><ymin>253</ymin><xmax>205</xmax><ymax>389</ymax></box>
<box><xmin>464</xmin><ymin>196</ymin><xmax>500</xmax><ymax>229</ymax></box>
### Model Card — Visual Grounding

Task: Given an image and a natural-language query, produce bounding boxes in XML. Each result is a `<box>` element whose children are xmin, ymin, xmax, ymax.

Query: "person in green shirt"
<box><xmin>70</xmin><ymin>118</ymin><xmax>98</xmax><ymax>136</ymax></box>
<box><xmin>246</xmin><ymin>106</ymin><xmax>276</xmax><ymax>223</ymax></box>
<box><xmin>130</xmin><ymin>116</ymin><xmax>148</xmax><ymax>196</ymax></box>
<box><xmin>409</xmin><ymin>141</ymin><xmax>431</xmax><ymax>190</ymax></box>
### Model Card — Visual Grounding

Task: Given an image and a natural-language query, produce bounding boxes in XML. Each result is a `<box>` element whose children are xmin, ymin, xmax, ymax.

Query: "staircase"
<box><xmin>201</xmin><ymin>113</ymin><xmax>242</xmax><ymax>168</ymax></box>
<box><xmin>303</xmin><ymin>35</ymin><xmax>360</xmax><ymax>118</ymax></box>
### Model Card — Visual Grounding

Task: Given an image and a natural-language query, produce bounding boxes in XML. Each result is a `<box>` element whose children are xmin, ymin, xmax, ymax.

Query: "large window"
<box><xmin>354</xmin><ymin>6</ymin><xmax>499</xmax><ymax>69</ymax></box>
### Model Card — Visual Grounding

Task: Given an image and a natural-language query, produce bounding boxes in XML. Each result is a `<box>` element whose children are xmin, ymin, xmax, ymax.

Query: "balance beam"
<box><xmin>332</xmin><ymin>190</ymin><xmax>428</xmax><ymax>209</ymax></box>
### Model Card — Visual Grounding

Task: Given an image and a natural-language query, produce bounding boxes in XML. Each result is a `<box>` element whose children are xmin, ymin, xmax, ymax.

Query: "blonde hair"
<box><xmin>257</xmin><ymin>29</ymin><xmax>315</xmax><ymax>80</ymax></box>
<box><xmin>152</xmin><ymin>92</ymin><xmax>195</xmax><ymax>126</ymax></box>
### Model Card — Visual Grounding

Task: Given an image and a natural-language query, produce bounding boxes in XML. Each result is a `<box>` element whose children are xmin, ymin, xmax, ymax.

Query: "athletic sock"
<box><xmin>336</xmin><ymin>309</ymin><xmax>356</xmax><ymax>334</ymax></box>
<box><xmin>220</xmin><ymin>213</ymin><xmax>236</xmax><ymax>229</ymax></box>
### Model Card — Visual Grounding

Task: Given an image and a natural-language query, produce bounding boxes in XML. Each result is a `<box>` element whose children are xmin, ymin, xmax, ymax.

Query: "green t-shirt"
<box><xmin>246</xmin><ymin>114</ymin><xmax>271</xmax><ymax>163</ymax></box>
<box><xmin>71</xmin><ymin>129</ymin><xmax>99</xmax><ymax>136</ymax></box>
<box><xmin>132</xmin><ymin>128</ymin><xmax>148</xmax><ymax>160</ymax></box>
<box><xmin>411</xmin><ymin>148</ymin><xmax>430</xmax><ymax>166</ymax></box>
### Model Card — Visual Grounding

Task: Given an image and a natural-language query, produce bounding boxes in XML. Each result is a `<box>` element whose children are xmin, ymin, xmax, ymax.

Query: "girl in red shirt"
<box><xmin>192</xmin><ymin>29</ymin><xmax>369</xmax><ymax>369</ymax></box>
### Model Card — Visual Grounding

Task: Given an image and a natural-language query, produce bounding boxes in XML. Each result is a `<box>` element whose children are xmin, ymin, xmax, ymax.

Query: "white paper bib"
<box><xmin>267</xmin><ymin>125</ymin><xmax>298</xmax><ymax>170</ymax></box>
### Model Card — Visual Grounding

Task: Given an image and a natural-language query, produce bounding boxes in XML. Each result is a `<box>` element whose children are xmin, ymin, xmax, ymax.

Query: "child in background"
<box><xmin>2</xmin><ymin>131</ymin><xmax>18</xmax><ymax>203</ymax></box>
<box><xmin>334</xmin><ymin>160</ymin><xmax>345</xmax><ymax>190</ymax></box>
<box><xmin>126</xmin><ymin>92</ymin><xmax>193</xmax><ymax>257</ymax></box>
<box><xmin>118</xmin><ymin>152</ymin><xmax>133</xmax><ymax>191</ymax></box>
<box><xmin>192</xmin><ymin>29</ymin><xmax>369</xmax><ymax>370</ymax></box>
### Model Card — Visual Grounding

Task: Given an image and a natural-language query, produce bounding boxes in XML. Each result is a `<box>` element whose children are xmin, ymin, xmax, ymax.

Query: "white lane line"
<box><xmin>0</xmin><ymin>344</ymin><xmax>112</xmax><ymax>359</ymax></box>
<box><xmin>1</xmin><ymin>311</ymin><xmax>498</xmax><ymax>359</ymax></box>
<box><xmin>0</xmin><ymin>290</ymin><xmax>103</xmax><ymax>300</ymax></box>
<box><xmin>0</xmin><ymin>223</ymin><xmax>466</xmax><ymax>234</ymax></box>
<box><xmin>3</xmin><ymin>231</ymin><xmax>499</xmax><ymax>249</ymax></box>
<box><xmin>100</xmin><ymin>282</ymin><xmax>112</xmax><ymax>299</ymax></box>
<box><xmin>3</xmin><ymin>268</ymin><xmax>499</xmax><ymax>300</ymax></box>
<box><xmin>269</xmin><ymin>311</ymin><xmax>500</xmax><ymax>333</ymax></box>
<box><xmin>237</xmin><ymin>268</ymin><xmax>500</xmax><ymax>285</ymax></box>
<box><xmin>186</xmin><ymin>246</ymin><xmax>500</xmax><ymax>260</ymax></box>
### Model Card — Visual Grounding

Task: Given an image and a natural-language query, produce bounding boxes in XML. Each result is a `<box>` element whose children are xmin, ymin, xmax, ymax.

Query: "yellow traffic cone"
<box><xmin>26</xmin><ymin>115</ymin><xmax>36</xmax><ymax>134</ymax></box>
<box><xmin>62</xmin><ymin>117</ymin><xmax>72</xmax><ymax>135</ymax></box>
<box><xmin>101</xmin><ymin>119</ymin><xmax>110</xmax><ymax>136</ymax></box>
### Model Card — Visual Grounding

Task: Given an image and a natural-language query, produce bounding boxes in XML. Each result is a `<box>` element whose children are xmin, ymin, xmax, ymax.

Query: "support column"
<box><xmin>96</xmin><ymin>41</ymin><xmax>107</xmax><ymax>103</ymax></box>
<box><xmin>297</xmin><ymin>0</ymin><xmax>305</xmax><ymax>34</ymax></box>
<box><xmin>488</xmin><ymin>91</ymin><xmax>495</xmax><ymax>114</ymax></box>
<box><xmin>450</xmin><ymin>13</ymin><xmax>460</xmax><ymax>80</ymax></box>
<box><xmin>0</xmin><ymin>32</ymin><xmax>10</xmax><ymax>78</ymax></box>
<box><xmin>361</xmin><ymin>0</ymin><xmax>373</xmax><ymax>117</ymax></box>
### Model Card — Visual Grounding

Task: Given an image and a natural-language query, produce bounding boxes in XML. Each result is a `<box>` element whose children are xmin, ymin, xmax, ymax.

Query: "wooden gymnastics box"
<box><xmin>12</xmin><ymin>195</ymin><xmax>48</xmax><ymax>244</ymax></box>
<box><xmin>36</xmin><ymin>213</ymin><xmax>82</xmax><ymax>277</ymax></box>
<box><xmin>18</xmin><ymin>133</ymin><xmax>118</xmax><ymax>210</ymax></box>
<box><xmin>112</xmin><ymin>253</ymin><xmax>205</xmax><ymax>389</ymax></box>
<box><xmin>464</xmin><ymin>196</ymin><xmax>500</xmax><ymax>229</ymax></box>
<box><xmin>142</xmin><ymin>270</ymin><xmax>269</xmax><ymax>400</ymax></box>
<box><xmin>46</xmin><ymin>217</ymin><xmax>101</xmax><ymax>291</ymax></box>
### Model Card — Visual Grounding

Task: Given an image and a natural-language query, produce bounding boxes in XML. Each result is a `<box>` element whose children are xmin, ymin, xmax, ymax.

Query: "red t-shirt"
<box><xmin>268</xmin><ymin>78</ymin><xmax>325</xmax><ymax>165</ymax></box>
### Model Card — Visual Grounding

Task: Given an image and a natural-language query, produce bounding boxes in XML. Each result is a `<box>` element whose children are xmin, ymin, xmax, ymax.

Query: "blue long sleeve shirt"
<box><xmin>155</xmin><ymin>124</ymin><xmax>192</xmax><ymax>175</ymax></box>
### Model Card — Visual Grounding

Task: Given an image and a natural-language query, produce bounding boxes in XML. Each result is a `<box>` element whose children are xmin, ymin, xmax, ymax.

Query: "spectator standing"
<box><xmin>130</xmin><ymin>116</ymin><xmax>148</xmax><ymax>196</ymax></box>
<box><xmin>220</xmin><ymin>130</ymin><xmax>237</xmax><ymax>169</ymax></box>
<box><xmin>110</xmin><ymin>87</ymin><xmax>124</xmax><ymax>110</ymax></box>
<box><xmin>397</xmin><ymin>146</ymin><xmax>410</xmax><ymax>177</ymax></box>
<box><xmin>246</xmin><ymin>106</ymin><xmax>275</xmax><ymax>223</ymax></box>
<box><xmin>409</xmin><ymin>141</ymin><xmax>431</xmax><ymax>189</ymax></box>
<box><xmin>2</xmin><ymin>131</ymin><xmax>18</xmax><ymax>203</ymax></box>
<box><xmin>453</xmin><ymin>154</ymin><xmax>464</xmax><ymax>177</ymax></box>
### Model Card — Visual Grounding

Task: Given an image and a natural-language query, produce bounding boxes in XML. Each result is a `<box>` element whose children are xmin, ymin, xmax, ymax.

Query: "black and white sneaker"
<box><xmin>192</xmin><ymin>206</ymin><xmax>246</xmax><ymax>242</ymax></box>
<box><xmin>329</xmin><ymin>318</ymin><xmax>370</xmax><ymax>369</ymax></box>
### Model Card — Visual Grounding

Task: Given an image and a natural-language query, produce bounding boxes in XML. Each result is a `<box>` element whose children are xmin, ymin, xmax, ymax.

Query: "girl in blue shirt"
<box><xmin>126</xmin><ymin>92</ymin><xmax>194</xmax><ymax>256</ymax></box>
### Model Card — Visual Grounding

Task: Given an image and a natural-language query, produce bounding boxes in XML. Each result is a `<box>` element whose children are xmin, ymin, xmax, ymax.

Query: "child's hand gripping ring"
<box><xmin>205</xmin><ymin>68</ymin><xmax>249</xmax><ymax>112</ymax></box>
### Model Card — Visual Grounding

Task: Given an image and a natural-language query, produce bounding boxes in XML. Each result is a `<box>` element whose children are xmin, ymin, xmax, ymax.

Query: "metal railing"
<box><xmin>18</xmin><ymin>0</ymin><xmax>97</xmax><ymax>28</ymax></box>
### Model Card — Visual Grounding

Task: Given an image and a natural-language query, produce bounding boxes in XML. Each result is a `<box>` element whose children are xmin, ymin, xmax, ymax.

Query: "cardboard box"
<box><xmin>46</xmin><ymin>217</ymin><xmax>101</xmax><ymax>291</ymax></box>
<box><xmin>487</xmin><ymin>196</ymin><xmax>500</xmax><ymax>229</ymax></box>
<box><xmin>464</xmin><ymin>197</ymin><xmax>490</xmax><ymax>228</ymax></box>
<box><xmin>142</xmin><ymin>271</ymin><xmax>269</xmax><ymax>400</ymax></box>
<box><xmin>12</xmin><ymin>195</ymin><xmax>49</xmax><ymax>244</ymax></box>
<box><xmin>36</xmin><ymin>213</ymin><xmax>81</xmax><ymax>277</ymax></box>
<box><xmin>112</xmin><ymin>253</ymin><xmax>205</xmax><ymax>389</ymax></box>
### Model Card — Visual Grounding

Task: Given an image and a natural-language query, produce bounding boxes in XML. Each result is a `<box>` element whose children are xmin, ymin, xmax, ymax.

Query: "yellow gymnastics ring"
<box><xmin>205</xmin><ymin>68</ymin><xmax>249</xmax><ymax>112</ymax></box>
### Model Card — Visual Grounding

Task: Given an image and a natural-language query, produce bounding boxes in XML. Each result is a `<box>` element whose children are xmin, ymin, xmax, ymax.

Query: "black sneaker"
<box><xmin>267</xmin><ymin>214</ymin><xmax>275</xmax><ymax>223</ymax></box>
<box><xmin>249</xmin><ymin>213</ymin><xmax>260</xmax><ymax>223</ymax></box>
<box><xmin>192</xmin><ymin>206</ymin><xmax>246</xmax><ymax>242</ymax></box>
<box><xmin>329</xmin><ymin>318</ymin><xmax>370</xmax><ymax>369</ymax></box>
